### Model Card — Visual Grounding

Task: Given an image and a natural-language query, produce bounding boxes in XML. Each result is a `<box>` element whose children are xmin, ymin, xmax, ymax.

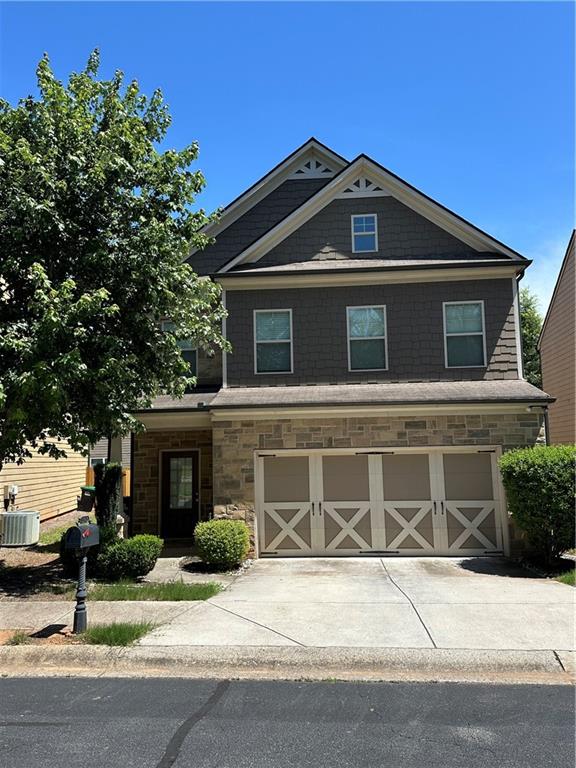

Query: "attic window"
<box><xmin>351</xmin><ymin>214</ymin><xmax>378</xmax><ymax>253</ymax></box>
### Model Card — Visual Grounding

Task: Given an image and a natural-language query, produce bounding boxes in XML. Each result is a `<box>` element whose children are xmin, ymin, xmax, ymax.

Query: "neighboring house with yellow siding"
<box><xmin>0</xmin><ymin>440</ymin><xmax>87</xmax><ymax>521</ymax></box>
<box><xmin>538</xmin><ymin>231</ymin><xmax>575</xmax><ymax>445</ymax></box>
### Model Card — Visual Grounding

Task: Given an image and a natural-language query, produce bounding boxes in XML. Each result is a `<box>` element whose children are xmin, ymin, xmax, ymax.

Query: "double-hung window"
<box><xmin>443</xmin><ymin>301</ymin><xmax>486</xmax><ymax>368</ymax></box>
<box><xmin>161</xmin><ymin>320</ymin><xmax>198</xmax><ymax>376</ymax></box>
<box><xmin>351</xmin><ymin>214</ymin><xmax>378</xmax><ymax>253</ymax></box>
<box><xmin>347</xmin><ymin>305</ymin><xmax>388</xmax><ymax>371</ymax></box>
<box><xmin>254</xmin><ymin>309</ymin><xmax>293</xmax><ymax>374</ymax></box>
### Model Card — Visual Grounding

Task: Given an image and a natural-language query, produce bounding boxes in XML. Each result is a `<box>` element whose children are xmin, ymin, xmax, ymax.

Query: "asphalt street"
<box><xmin>0</xmin><ymin>677</ymin><xmax>573</xmax><ymax>768</ymax></box>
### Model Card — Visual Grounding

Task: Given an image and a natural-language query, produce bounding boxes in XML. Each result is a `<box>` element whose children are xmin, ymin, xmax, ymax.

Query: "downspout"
<box><xmin>128</xmin><ymin>432</ymin><xmax>135</xmax><ymax>536</ymax></box>
<box><xmin>543</xmin><ymin>407</ymin><xmax>550</xmax><ymax>446</ymax></box>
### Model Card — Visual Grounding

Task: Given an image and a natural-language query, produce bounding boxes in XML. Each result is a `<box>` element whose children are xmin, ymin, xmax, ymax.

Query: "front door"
<box><xmin>161</xmin><ymin>451</ymin><xmax>199</xmax><ymax>539</ymax></box>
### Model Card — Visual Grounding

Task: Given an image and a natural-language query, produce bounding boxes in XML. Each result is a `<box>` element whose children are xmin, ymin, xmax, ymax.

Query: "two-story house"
<box><xmin>129</xmin><ymin>139</ymin><xmax>552</xmax><ymax>557</ymax></box>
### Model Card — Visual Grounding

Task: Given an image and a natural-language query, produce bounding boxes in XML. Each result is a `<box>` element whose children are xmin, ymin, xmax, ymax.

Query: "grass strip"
<box><xmin>555</xmin><ymin>569</ymin><xmax>575</xmax><ymax>586</ymax></box>
<box><xmin>88</xmin><ymin>580</ymin><xmax>221</xmax><ymax>601</ymax></box>
<box><xmin>82</xmin><ymin>621</ymin><xmax>154</xmax><ymax>646</ymax></box>
<box><xmin>6</xmin><ymin>631</ymin><xmax>30</xmax><ymax>646</ymax></box>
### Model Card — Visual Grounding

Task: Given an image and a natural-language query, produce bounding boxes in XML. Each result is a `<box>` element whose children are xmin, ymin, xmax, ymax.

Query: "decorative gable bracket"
<box><xmin>337</xmin><ymin>177</ymin><xmax>390</xmax><ymax>198</ymax></box>
<box><xmin>289</xmin><ymin>156</ymin><xmax>336</xmax><ymax>179</ymax></box>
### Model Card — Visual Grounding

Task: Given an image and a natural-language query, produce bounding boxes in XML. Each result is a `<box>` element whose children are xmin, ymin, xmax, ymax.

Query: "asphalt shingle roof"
<box><xmin>227</xmin><ymin>253</ymin><xmax>520</xmax><ymax>276</ymax></box>
<box><xmin>143</xmin><ymin>380</ymin><xmax>551</xmax><ymax>412</ymax></box>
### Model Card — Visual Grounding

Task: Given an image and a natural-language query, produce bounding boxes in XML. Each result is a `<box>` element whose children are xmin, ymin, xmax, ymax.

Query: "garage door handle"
<box><xmin>311</xmin><ymin>502</ymin><xmax>315</xmax><ymax>516</ymax></box>
<box><xmin>440</xmin><ymin>501</ymin><xmax>444</xmax><ymax>514</ymax></box>
<box><xmin>433</xmin><ymin>501</ymin><xmax>437</xmax><ymax>515</ymax></box>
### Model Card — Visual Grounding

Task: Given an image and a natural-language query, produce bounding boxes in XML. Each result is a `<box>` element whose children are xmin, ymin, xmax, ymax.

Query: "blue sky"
<box><xmin>1</xmin><ymin>1</ymin><xmax>573</xmax><ymax>311</ymax></box>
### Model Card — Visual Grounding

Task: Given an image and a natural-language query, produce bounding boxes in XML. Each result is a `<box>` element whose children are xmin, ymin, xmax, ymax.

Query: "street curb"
<box><xmin>0</xmin><ymin>645</ymin><xmax>573</xmax><ymax>685</ymax></box>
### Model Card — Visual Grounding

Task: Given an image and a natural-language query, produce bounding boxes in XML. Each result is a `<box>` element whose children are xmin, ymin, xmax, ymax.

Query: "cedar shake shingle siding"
<box><xmin>247</xmin><ymin>196</ymin><xmax>479</xmax><ymax>269</ymax></box>
<box><xmin>225</xmin><ymin>278</ymin><xmax>519</xmax><ymax>386</ymax></box>
<box><xmin>189</xmin><ymin>179</ymin><xmax>330</xmax><ymax>276</ymax></box>
<box><xmin>539</xmin><ymin>232</ymin><xmax>575</xmax><ymax>444</ymax></box>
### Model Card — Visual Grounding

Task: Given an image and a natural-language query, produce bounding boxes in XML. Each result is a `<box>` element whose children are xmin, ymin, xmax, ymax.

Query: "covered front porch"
<box><xmin>131</xmin><ymin>425</ymin><xmax>213</xmax><ymax>543</ymax></box>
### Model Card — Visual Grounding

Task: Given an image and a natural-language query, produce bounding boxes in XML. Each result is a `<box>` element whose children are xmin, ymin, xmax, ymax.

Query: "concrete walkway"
<box><xmin>140</xmin><ymin>557</ymin><xmax>575</xmax><ymax>652</ymax></box>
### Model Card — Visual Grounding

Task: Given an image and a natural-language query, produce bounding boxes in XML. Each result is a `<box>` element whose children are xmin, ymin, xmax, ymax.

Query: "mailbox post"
<box><xmin>64</xmin><ymin>520</ymin><xmax>100</xmax><ymax>633</ymax></box>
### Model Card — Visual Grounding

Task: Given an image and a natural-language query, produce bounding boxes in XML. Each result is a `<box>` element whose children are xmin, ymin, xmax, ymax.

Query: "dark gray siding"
<box><xmin>225</xmin><ymin>278</ymin><xmax>518</xmax><ymax>386</ymax></box>
<box><xmin>247</xmin><ymin>196</ymin><xmax>480</xmax><ymax>269</ymax></box>
<box><xmin>189</xmin><ymin>179</ymin><xmax>329</xmax><ymax>275</ymax></box>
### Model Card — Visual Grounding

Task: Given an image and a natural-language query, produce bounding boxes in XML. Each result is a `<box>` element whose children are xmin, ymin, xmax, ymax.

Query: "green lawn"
<box><xmin>555</xmin><ymin>569</ymin><xmax>576</xmax><ymax>587</ymax></box>
<box><xmin>82</xmin><ymin>621</ymin><xmax>154</xmax><ymax>646</ymax></box>
<box><xmin>88</xmin><ymin>580</ymin><xmax>221</xmax><ymax>601</ymax></box>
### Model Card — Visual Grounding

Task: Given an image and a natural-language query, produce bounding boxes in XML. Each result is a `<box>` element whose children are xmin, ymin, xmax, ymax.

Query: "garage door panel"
<box><xmin>322</xmin><ymin>455</ymin><xmax>370</xmax><ymax>501</ymax></box>
<box><xmin>382</xmin><ymin>454</ymin><xmax>431</xmax><ymax>501</ymax></box>
<box><xmin>264</xmin><ymin>456</ymin><xmax>310</xmax><ymax>503</ymax></box>
<box><xmin>443</xmin><ymin>453</ymin><xmax>494</xmax><ymax>500</ymax></box>
<box><xmin>322</xmin><ymin>503</ymin><xmax>373</xmax><ymax>552</ymax></box>
<box><xmin>384</xmin><ymin>504</ymin><xmax>437</xmax><ymax>551</ymax></box>
<box><xmin>262</xmin><ymin>503</ymin><xmax>313</xmax><ymax>554</ymax></box>
<box><xmin>444</xmin><ymin>502</ymin><xmax>501</xmax><ymax>553</ymax></box>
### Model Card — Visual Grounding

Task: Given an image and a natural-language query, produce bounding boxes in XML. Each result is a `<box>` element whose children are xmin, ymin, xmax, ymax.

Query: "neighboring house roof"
<box><xmin>143</xmin><ymin>381</ymin><xmax>552</xmax><ymax>412</ymax></box>
<box><xmin>217</xmin><ymin>153</ymin><xmax>528</xmax><ymax>273</ymax></box>
<box><xmin>537</xmin><ymin>229</ymin><xmax>576</xmax><ymax>349</ymax></box>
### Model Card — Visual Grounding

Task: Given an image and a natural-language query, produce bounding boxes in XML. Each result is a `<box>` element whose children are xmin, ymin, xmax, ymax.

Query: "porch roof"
<box><xmin>208</xmin><ymin>380</ymin><xmax>552</xmax><ymax>410</ymax></box>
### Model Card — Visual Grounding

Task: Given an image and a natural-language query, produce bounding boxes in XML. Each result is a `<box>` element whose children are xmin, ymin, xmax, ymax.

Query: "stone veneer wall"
<box><xmin>211</xmin><ymin>412</ymin><xmax>544</xmax><ymax>556</ymax></box>
<box><xmin>132</xmin><ymin>429</ymin><xmax>213</xmax><ymax>535</ymax></box>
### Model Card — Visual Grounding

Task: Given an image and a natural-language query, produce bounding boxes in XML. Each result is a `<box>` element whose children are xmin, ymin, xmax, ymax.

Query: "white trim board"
<box><xmin>219</xmin><ymin>155</ymin><xmax>527</xmax><ymax>272</ymax></box>
<box><xmin>512</xmin><ymin>277</ymin><xmax>524</xmax><ymax>379</ymax></box>
<box><xmin>209</xmin><ymin>403</ymin><xmax>545</xmax><ymax>422</ymax></box>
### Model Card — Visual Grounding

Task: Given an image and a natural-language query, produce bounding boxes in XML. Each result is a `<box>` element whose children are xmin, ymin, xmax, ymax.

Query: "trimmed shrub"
<box><xmin>499</xmin><ymin>445</ymin><xmax>576</xmax><ymax>565</ymax></box>
<box><xmin>195</xmin><ymin>519</ymin><xmax>250</xmax><ymax>570</ymax></box>
<box><xmin>97</xmin><ymin>535</ymin><xmax>163</xmax><ymax>581</ymax></box>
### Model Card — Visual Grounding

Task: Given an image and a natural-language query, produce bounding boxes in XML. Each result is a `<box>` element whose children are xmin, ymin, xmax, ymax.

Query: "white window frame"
<box><xmin>89</xmin><ymin>457</ymin><xmax>106</xmax><ymax>468</ymax></box>
<box><xmin>254</xmin><ymin>309</ymin><xmax>294</xmax><ymax>375</ymax></box>
<box><xmin>443</xmin><ymin>300</ymin><xmax>487</xmax><ymax>369</ymax></box>
<box><xmin>161</xmin><ymin>320</ymin><xmax>198</xmax><ymax>377</ymax></box>
<box><xmin>351</xmin><ymin>213</ymin><xmax>378</xmax><ymax>254</ymax></box>
<box><xmin>347</xmin><ymin>305</ymin><xmax>388</xmax><ymax>372</ymax></box>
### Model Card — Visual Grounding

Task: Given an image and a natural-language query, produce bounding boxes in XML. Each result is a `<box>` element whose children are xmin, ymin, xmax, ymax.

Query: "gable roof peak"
<box><xmin>218</xmin><ymin>151</ymin><xmax>527</xmax><ymax>271</ymax></box>
<box><xmin>191</xmin><ymin>138</ymin><xmax>348</xmax><ymax>253</ymax></box>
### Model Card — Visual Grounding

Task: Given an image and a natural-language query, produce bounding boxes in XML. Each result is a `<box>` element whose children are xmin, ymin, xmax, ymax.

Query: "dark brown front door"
<box><xmin>161</xmin><ymin>451</ymin><xmax>200</xmax><ymax>539</ymax></box>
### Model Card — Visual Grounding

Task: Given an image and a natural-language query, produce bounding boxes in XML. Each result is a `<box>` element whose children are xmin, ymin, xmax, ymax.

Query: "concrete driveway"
<box><xmin>141</xmin><ymin>557</ymin><xmax>575</xmax><ymax>651</ymax></box>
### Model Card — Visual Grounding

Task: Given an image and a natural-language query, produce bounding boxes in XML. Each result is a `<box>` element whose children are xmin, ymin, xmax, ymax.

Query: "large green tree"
<box><xmin>0</xmin><ymin>51</ymin><xmax>226</xmax><ymax>467</ymax></box>
<box><xmin>519</xmin><ymin>286</ymin><xmax>543</xmax><ymax>388</ymax></box>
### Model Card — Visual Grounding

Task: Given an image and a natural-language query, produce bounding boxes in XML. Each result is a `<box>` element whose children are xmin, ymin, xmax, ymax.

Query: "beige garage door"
<box><xmin>442</xmin><ymin>453</ymin><xmax>502</xmax><ymax>553</ymax></box>
<box><xmin>257</xmin><ymin>450</ymin><xmax>503</xmax><ymax>557</ymax></box>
